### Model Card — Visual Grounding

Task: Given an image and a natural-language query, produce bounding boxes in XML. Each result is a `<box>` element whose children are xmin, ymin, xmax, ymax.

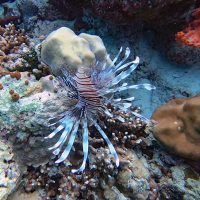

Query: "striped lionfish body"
<box><xmin>45</xmin><ymin>47</ymin><xmax>156</xmax><ymax>173</ymax></box>
<box><xmin>74</xmin><ymin>67</ymin><xmax>101</xmax><ymax>114</ymax></box>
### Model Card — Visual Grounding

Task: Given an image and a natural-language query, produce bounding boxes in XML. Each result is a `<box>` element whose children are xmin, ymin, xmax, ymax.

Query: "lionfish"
<box><xmin>45</xmin><ymin>47</ymin><xmax>155</xmax><ymax>173</ymax></box>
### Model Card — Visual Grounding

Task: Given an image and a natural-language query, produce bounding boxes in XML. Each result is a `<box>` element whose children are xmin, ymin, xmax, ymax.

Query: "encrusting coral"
<box><xmin>152</xmin><ymin>95</ymin><xmax>200</xmax><ymax>160</ymax></box>
<box><xmin>176</xmin><ymin>7</ymin><xmax>200</xmax><ymax>48</ymax></box>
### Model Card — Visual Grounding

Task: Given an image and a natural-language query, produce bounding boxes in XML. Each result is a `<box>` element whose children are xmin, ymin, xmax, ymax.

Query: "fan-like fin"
<box><xmin>114</xmin><ymin>47</ymin><xmax>130</xmax><ymax>70</ymax></box>
<box><xmin>110</xmin><ymin>57</ymin><xmax>139</xmax><ymax>87</ymax></box>
<box><xmin>48</xmin><ymin>118</ymin><xmax>74</xmax><ymax>151</ymax></box>
<box><xmin>55</xmin><ymin>120</ymin><xmax>80</xmax><ymax>163</ymax></box>
<box><xmin>102</xmin><ymin>83</ymin><xmax>156</xmax><ymax>95</ymax></box>
<box><xmin>107</xmin><ymin>47</ymin><xmax>123</xmax><ymax>70</ymax></box>
<box><xmin>52</xmin><ymin>118</ymin><xmax>78</xmax><ymax>155</ymax></box>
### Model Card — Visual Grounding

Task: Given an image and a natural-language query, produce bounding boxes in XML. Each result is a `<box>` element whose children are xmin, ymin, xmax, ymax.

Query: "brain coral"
<box><xmin>152</xmin><ymin>95</ymin><xmax>200</xmax><ymax>160</ymax></box>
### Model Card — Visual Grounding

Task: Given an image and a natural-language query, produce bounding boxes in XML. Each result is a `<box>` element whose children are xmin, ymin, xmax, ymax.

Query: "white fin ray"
<box><xmin>72</xmin><ymin>118</ymin><xmax>89</xmax><ymax>173</ymax></box>
<box><xmin>45</xmin><ymin>124</ymin><xmax>65</xmax><ymax>139</ymax></box>
<box><xmin>94</xmin><ymin>121</ymin><xmax>119</xmax><ymax>167</ymax></box>
<box><xmin>55</xmin><ymin>120</ymin><xmax>80</xmax><ymax>163</ymax></box>
<box><xmin>110</xmin><ymin>57</ymin><xmax>139</xmax><ymax>87</ymax></box>
<box><xmin>48</xmin><ymin>118</ymin><xmax>74</xmax><ymax>151</ymax></box>
<box><xmin>102</xmin><ymin>83</ymin><xmax>156</xmax><ymax>95</ymax></box>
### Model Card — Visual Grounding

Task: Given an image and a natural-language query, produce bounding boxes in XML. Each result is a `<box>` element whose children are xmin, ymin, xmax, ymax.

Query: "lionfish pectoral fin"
<box><xmin>107</xmin><ymin>46</ymin><xmax>123</xmax><ymax>71</ymax></box>
<box><xmin>110</xmin><ymin>58</ymin><xmax>139</xmax><ymax>87</ymax></box>
<box><xmin>48</xmin><ymin>115</ymin><xmax>67</xmax><ymax>127</ymax></box>
<box><xmin>55</xmin><ymin>120</ymin><xmax>80</xmax><ymax>164</ymax></box>
<box><xmin>72</xmin><ymin>118</ymin><xmax>89</xmax><ymax>173</ymax></box>
<box><xmin>102</xmin><ymin>83</ymin><xmax>156</xmax><ymax>95</ymax></box>
<box><xmin>131</xmin><ymin>111</ymin><xmax>150</xmax><ymax>123</ymax></box>
<box><xmin>114</xmin><ymin>47</ymin><xmax>130</xmax><ymax>70</ymax></box>
<box><xmin>45</xmin><ymin>124</ymin><xmax>65</xmax><ymax>139</ymax></box>
<box><xmin>93</xmin><ymin>121</ymin><xmax>119</xmax><ymax>167</ymax></box>
<box><xmin>48</xmin><ymin>118</ymin><xmax>74</xmax><ymax>151</ymax></box>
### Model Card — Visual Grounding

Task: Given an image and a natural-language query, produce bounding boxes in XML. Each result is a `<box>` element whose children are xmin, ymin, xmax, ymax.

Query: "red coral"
<box><xmin>176</xmin><ymin>7</ymin><xmax>200</xmax><ymax>47</ymax></box>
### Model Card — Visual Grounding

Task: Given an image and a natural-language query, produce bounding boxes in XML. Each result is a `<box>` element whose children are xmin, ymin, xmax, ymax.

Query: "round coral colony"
<box><xmin>0</xmin><ymin>83</ymin><xmax>3</xmax><ymax>90</ymax></box>
<box><xmin>24</xmin><ymin>80</ymin><xmax>29</xmax><ymax>85</ymax></box>
<box><xmin>11</xmin><ymin>92</ymin><xmax>20</xmax><ymax>102</ymax></box>
<box><xmin>9</xmin><ymin>89</ymin><xmax>15</xmax><ymax>95</ymax></box>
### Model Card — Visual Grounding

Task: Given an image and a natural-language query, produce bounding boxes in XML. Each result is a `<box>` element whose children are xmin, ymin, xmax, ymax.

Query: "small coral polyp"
<box><xmin>45</xmin><ymin>47</ymin><xmax>155</xmax><ymax>173</ymax></box>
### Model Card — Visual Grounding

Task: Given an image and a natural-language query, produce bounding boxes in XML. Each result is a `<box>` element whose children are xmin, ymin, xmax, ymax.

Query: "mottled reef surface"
<box><xmin>0</xmin><ymin>0</ymin><xmax>200</xmax><ymax>200</ymax></box>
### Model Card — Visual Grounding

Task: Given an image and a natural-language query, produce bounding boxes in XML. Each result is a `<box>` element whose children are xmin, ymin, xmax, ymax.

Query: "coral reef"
<box><xmin>4</xmin><ymin>110</ymin><xmax>200</xmax><ymax>199</ymax></box>
<box><xmin>152</xmin><ymin>95</ymin><xmax>200</xmax><ymax>160</ymax></box>
<box><xmin>0</xmin><ymin>44</ymin><xmax>199</xmax><ymax>200</ymax></box>
<box><xmin>0</xmin><ymin>1</ymin><xmax>200</xmax><ymax>199</ymax></box>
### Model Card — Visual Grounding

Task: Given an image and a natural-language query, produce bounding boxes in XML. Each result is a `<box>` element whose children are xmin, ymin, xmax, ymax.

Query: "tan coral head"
<box><xmin>40</xmin><ymin>27</ymin><xmax>110</xmax><ymax>76</ymax></box>
<box><xmin>152</xmin><ymin>96</ymin><xmax>200</xmax><ymax>161</ymax></box>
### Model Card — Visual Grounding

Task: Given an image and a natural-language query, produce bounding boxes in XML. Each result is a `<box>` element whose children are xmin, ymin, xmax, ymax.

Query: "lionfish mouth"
<box><xmin>45</xmin><ymin>47</ymin><xmax>156</xmax><ymax>173</ymax></box>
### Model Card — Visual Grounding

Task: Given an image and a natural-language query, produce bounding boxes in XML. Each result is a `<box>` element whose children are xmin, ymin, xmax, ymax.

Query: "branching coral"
<box><xmin>0</xmin><ymin>23</ymin><xmax>28</xmax><ymax>54</ymax></box>
<box><xmin>176</xmin><ymin>7</ymin><xmax>200</xmax><ymax>47</ymax></box>
<box><xmin>0</xmin><ymin>23</ymin><xmax>50</xmax><ymax>79</ymax></box>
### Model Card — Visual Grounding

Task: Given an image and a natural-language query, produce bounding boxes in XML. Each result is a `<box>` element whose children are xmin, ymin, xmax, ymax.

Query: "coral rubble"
<box><xmin>0</xmin><ymin>140</ymin><xmax>20</xmax><ymax>200</ymax></box>
<box><xmin>152</xmin><ymin>95</ymin><xmax>200</xmax><ymax>160</ymax></box>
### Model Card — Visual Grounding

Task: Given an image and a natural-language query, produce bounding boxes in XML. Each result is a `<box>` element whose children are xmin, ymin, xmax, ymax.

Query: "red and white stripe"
<box><xmin>74</xmin><ymin>67</ymin><xmax>101</xmax><ymax>110</ymax></box>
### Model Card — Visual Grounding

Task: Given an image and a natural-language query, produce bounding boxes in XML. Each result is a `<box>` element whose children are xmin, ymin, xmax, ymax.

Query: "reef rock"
<box><xmin>0</xmin><ymin>72</ymin><xmax>73</xmax><ymax>166</ymax></box>
<box><xmin>167</xmin><ymin>42</ymin><xmax>200</xmax><ymax>65</ymax></box>
<box><xmin>0</xmin><ymin>140</ymin><xmax>20</xmax><ymax>200</ymax></box>
<box><xmin>39</xmin><ymin>27</ymin><xmax>110</xmax><ymax>76</ymax></box>
<box><xmin>16</xmin><ymin>0</ymin><xmax>48</xmax><ymax>20</ymax></box>
<box><xmin>50</xmin><ymin>0</ymin><xmax>199</xmax><ymax>28</ymax></box>
<box><xmin>152</xmin><ymin>95</ymin><xmax>200</xmax><ymax>160</ymax></box>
